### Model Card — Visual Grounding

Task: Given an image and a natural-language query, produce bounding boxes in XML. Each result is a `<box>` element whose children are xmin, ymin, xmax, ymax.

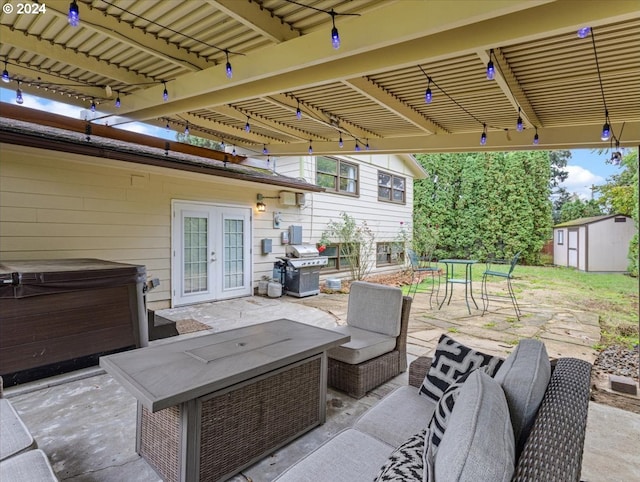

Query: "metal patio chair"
<box><xmin>481</xmin><ymin>251</ymin><xmax>522</xmax><ymax>319</ymax></box>
<box><xmin>406</xmin><ymin>248</ymin><xmax>440</xmax><ymax>309</ymax></box>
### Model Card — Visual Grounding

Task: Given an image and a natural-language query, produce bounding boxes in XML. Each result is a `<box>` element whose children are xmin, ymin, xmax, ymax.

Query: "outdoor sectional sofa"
<box><xmin>276</xmin><ymin>335</ymin><xmax>592</xmax><ymax>482</ymax></box>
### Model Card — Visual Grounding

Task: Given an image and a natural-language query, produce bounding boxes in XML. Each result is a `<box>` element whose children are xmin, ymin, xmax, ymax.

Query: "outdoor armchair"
<box><xmin>481</xmin><ymin>251</ymin><xmax>522</xmax><ymax>320</ymax></box>
<box><xmin>327</xmin><ymin>281</ymin><xmax>412</xmax><ymax>398</ymax></box>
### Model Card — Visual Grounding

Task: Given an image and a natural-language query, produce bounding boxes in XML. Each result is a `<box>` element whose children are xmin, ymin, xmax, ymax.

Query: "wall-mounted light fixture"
<box><xmin>256</xmin><ymin>193</ymin><xmax>279</xmax><ymax>212</ymax></box>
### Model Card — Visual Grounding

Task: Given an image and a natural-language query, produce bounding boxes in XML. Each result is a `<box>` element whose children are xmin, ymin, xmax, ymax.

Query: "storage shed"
<box><xmin>553</xmin><ymin>214</ymin><xmax>636</xmax><ymax>272</ymax></box>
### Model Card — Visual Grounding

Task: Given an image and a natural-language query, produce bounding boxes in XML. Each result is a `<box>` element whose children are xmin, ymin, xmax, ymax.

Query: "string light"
<box><xmin>486</xmin><ymin>49</ymin><xmax>495</xmax><ymax>80</ymax></box>
<box><xmin>601</xmin><ymin>111</ymin><xmax>611</xmax><ymax>141</ymax></box>
<box><xmin>225</xmin><ymin>50</ymin><xmax>233</xmax><ymax>79</ymax></box>
<box><xmin>184</xmin><ymin>123</ymin><xmax>190</xmax><ymax>136</ymax></box>
<box><xmin>2</xmin><ymin>61</ymin><xmax>9</xmax><ymax>83</ymax></box>
<box><xmin>162</xmin><ymin>81</ymin><xmax>168</xmax><ymax>102</ymax></box>
<box><xmin>480</xmin><ymin>124</ymin><xmax>487</xmax><ymax>145</ymax></box>
<box><xmin>355</xmin><ymin>140</ymin><xmax>361</xmax><ymax>151</ymax></box>
<box><xmin>308</xmin><ymin>141</ymin><xmax>313</xmax><ymax>154</ymax></box>
<box><xmin>365</xmin><ymin>140</ymin><xmax>370</xmax><ymax>150</ymax></box>
<box><xmin>516</xmin><ymin>107</ymin><xmax>523</xmax><ymax>132</ymax></box>
<box><xmin>16</xmin><ymin>81</ymin><xmax>23</xmax><ymax>104</ymax></box>
<box><xmin>115</xmin><ymin>91</ymin><xmax>121</xmax><ymax>108</ymax></box>
<box><xmin>533</xmin><ymin>127</ymin><xmax>539</xmax><ymax>145</ymax></box>
<box><xmin>220</xmin><ymin>139</ymin><xmax>226</xmax><ymax>149</ymax></box>
<box><xmin>339</xmin><ymin>134</ymin><xmax>343</xmax><ymax>148</ymax></box>
<box><xmin>330</xmin><ymin>10</ymin><xmax>340</xmax><ymax>49</ymax></box>
<box><xmin>244</xmin><ymin>117</ymin><xmax>250</xmax><ymax>133</ymax></box>
<box><xmin>90</xmin><ymin>99</ymin><xmax>96</xmax><ymax>112</ymax></box>
<box><xmin>262</xmin><ymin>144</ymin><xmax>268</xmax><ymax>155</ymax></box>
<box><xmin>577</xmin><ymin>27</ymin><xmax>591</xmax><ymax>38</ymax></box>
<box><xmin>425</xmin><ymin>77</ymin><xmax>432</xmax><ymax>104</ymax></box>
<box><xmin>232</xmin><ymin>146</ymin><xmax>237</xmax><ymax>156</ymax></box>
<box><xmin>296</xmin><ymin>101</ymin><xmax>302</xmax><ymax>120</ymax></box>
<box><xmin>165</xmin><ymin>121</ymin><xmax>171</xmax><ymax>130</ymax></box>
<box><xmin>68</xmin><ymin>1</ymin><xmax>79</xmax><ymax>27</ymax></box>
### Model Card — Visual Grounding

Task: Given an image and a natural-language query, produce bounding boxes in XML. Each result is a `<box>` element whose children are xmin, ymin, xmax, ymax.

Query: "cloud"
<box><xmin>560</xmin><ymin>165</ymin><xmax>605</xmax><ymax>200</ymax></box>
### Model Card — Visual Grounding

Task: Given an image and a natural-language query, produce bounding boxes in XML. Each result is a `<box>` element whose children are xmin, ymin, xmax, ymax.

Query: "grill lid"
<box><xmin>285</xmin><ymin>244</ymin><xmax>319</xmax><ymax>258</ymax></box>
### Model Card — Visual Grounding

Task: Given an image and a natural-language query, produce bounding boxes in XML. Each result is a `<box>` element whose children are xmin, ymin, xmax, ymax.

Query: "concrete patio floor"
<box><xmin>4</xmin><ymin>286</ymin><xmax>640</xmax><ymax>481</ymax></box>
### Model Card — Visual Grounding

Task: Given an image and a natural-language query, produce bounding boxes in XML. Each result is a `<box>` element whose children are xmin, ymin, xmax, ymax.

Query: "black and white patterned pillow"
<box><xmin>419</xmin><ymin>334</ymin><xmax>504</xmax><ymax>402</ymax></box>
<box><xmin>427</xmin><ymin>365</ymin><xmax>493</xmax><ymax>450</ymax></box>
<box><xmin>375</xmin><ymin>430</ymin><xmax>426</xmax><ymax>482</ymax></box>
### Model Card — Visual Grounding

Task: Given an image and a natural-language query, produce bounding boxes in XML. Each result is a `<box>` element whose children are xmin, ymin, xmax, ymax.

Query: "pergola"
<box><xmin>1</xmin><ymin>0</ymin><xmax>638</xmax><ymax>158</ymax></box>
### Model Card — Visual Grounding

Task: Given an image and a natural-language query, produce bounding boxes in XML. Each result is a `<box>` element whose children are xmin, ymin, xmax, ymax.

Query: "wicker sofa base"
<box><xmin>138</xmin><ymin>355</ymin><xmax>322</xmax><ymax>482</ymax></box>
<box><xmin>328</xmin><ymin>350</ymin><xmax>401</xmax><ymax>399</ymax></box>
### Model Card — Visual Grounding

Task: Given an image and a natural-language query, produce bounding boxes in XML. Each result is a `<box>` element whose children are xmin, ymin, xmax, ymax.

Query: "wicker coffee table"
<box><xmin>100</xmin><ymin>319</ymin><xmax>349</xmax><ymax>482</ymax></box>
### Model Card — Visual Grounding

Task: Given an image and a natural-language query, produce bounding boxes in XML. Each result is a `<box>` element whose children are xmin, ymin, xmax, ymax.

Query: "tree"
<box><xmin>548</xmin><ymin>150</ymin><xmax>571</xmax><ymax>223</ymax></box>
<box><xmin>413</xmin><ymin>151</ymin><xmax>552</xmax><ymax>264</ymax></box>
<box><xmin>595</xmin><ymin>149</ymin><xmax>638</xmax><ymax>216</ymax></box>
<box><xmin>176</xmin><ymin>132</ymin><xmax>223</xmax><ymax>151</ymax></box>
<box><xmin>558</xmin><ymin>197</ymin><xmax>602</xmax><ymax>222</ymax></box>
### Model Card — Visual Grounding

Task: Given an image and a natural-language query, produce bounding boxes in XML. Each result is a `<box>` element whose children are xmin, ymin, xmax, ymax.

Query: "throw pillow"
<box><xmin>493</xmin><ymin>339</ymin><xmax>551</xmax><ymax>456</ymax></box>
<box><xmin>426</xmin><ymin>365</ymin><xmax>493</xmax><ymax>450</ymax></box>
<box><xmin>433</xmin><ymin>370</ymin><xmax>515</xmax><ymax>482</ymax></box>
<box><xmin>375</xmin><ymin>430</ymin><xmax>427</xmax><ymax>482</ymax></box>
<box><xmin>419</xmin><ymin>334</ymin><xmax>504</xmax><ymax>402</ymax></box>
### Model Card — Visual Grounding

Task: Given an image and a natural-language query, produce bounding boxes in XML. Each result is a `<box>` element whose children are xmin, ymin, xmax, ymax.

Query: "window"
<box><xmin>557</xmin><ymin>230</ymin><xmax>564</xmax><ymax>245</ymax></box>
<box><xmin>322</xmin><ymin>243</ymin><xmax>359</xmax><ymax>271</ymax></box>
<box><xmin>376</xmin><ymin>242</ymin><xmax>404</xmax><ymax>267</ymax></box>
<box><xmin>316</xmin><ymin>157</ymin><xmax>358</xmax><ymax>195</ymax></box>
<box><xmin>378</xmin><ymin>171</ymin><xmax>406</xmax><ymax>203</ymax></box>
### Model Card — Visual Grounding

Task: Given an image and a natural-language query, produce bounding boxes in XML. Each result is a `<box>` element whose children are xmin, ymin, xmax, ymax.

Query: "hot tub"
<box><xmin>0</xmin><ymin>259</ymin><xmax>147</xmax><ymax>385</ymax></box>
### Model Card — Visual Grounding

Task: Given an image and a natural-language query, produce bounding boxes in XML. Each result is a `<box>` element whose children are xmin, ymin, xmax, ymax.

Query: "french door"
<box><xmin>172</xmin><ymin>201</ymin><xmax>252</xmax><ymax>306</ymax></box>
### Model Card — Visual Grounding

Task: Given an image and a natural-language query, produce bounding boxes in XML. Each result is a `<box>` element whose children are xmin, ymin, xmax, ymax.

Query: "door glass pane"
<box><xmin>183</xmin><ymin>216</ymin><xmax>208</xmax><ymax>294</ymax></box>
<box><xmin>224</xmin><ymin>218</ymin><xmax>244</xmax><ymax>289</ymax></box>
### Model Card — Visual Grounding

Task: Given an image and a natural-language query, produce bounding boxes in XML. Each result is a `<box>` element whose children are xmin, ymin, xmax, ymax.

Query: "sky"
<box><xmin>1</xmin><ymin>88</ymin><xmax>625</xmax><ymax>200</ymax></box>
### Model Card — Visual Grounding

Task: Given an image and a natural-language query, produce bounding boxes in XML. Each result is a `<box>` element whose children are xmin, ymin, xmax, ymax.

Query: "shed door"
<box><xmin>568</xmin><ymin>229</ymin><xmax>579</xmax><ymax>268</ymax></box>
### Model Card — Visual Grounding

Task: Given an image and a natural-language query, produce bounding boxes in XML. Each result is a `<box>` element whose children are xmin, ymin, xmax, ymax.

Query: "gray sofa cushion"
<box><xmin>375</xmin><ymin>430</ymin><xmax>426</xmax><ymax>482</ymax></box>
<box><xmin>274</xmin><ymin>428</ymin><xmax>393</xmax><ymax>482</ymax></box>
<box><xmin>327</xmin><ymin>325</ymin><xmax>397</xmax><ymax>364</ymax></box>
<box><xmin>355</xmin><ymin>386</ymin><xmax>436</xmax><ymax>448</ymax></box>
<box><xmin>0</xmin><ymin>399</ymin><xmax>37</xmax><ymax>461</ymax></box>
<box><xmin>419</xmin><ymin>334</ymin><xmax>504</xmax><ymax>402</ymax></box>
<box><xmin>346</xmin><ymin>281</ymin><xmax>403</xmax><ymax>336</ymax></box>
<box><xmin>434</xmin><ymin>370</ymin><xmax>515</xmax><ymax>482</ymax></box>
<box><xmin>0</xmin><ymin>449</ymin><xmax>58</xmax><ymax>481</ymax></box>
<box><xmin>494</xmin><ymin>338</ymin><xmax>551</xmax><ymax>455</ymax></box>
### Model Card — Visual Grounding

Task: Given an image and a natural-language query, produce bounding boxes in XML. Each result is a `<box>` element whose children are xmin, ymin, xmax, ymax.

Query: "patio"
<box><xmin>3</xmin><ymin>286</ymin><xmax>639</xmax><ymax>481</ymax></box>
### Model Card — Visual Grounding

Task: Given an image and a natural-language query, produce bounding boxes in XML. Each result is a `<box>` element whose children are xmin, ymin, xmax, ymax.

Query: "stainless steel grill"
<box><xmin>277</xmin><ymin>245</ymin><xmax>328</xmax><ymax>297</ymax></box>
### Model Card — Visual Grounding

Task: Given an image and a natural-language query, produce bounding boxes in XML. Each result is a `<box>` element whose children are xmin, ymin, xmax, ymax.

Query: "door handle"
<box><xmin>211</xmin><ymin>251</ymin><xmax>216</xmax><ymax>261</ymax></box>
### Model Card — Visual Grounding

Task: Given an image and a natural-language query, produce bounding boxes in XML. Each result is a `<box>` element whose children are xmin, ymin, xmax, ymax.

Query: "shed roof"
<box><xmin>554</xmin><ymin>214</ymin><xmax>631</xmax><ymax>228</ymax></box>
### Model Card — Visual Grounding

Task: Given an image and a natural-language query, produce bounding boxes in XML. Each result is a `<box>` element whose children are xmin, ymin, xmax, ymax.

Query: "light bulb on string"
<box><xmin>220</xmin><ymin>139</ymin><xmax>225</xmax><ymax>149</ymax></box>
<box><xmin>533</xmin><ymin>127</ymin><xmax>539</xmax><ymax>145</ymax></box>
<box><xmin>339</xmin><ymin>135</ymin><xmax>343</xmax><ymax>148</ymax></box>
<box><xmin>68</xmin><ymin>1</ymin><xmax>79</xmax><ymax>27</ymax></box>
<box><xmin>577</xmin><ymin>27</ymin><xmax>591</xmax><ymax>38</ymax></box>
<box><xmin>365</xmin><ymin>140</ymin><xmax>370</xmax><ymax>150</ymax></box>
<box><xmin>115</xmin><ymin>92</ymin><xmax>121</xmax><ymax>109</ymax></box>
<box><xmin>486</xmin><ymin>49</ymin><xmax>495</xmax><ymax>80</ymax></box>
<box><xmin>245</xmin><ymin>117</ymin><xmax>251</xmax><ymax>133</ymax></box>
<box><xmin>355</xmin><ymin>141</ymin><xmax>361</xmax><ymax>152</ymax></box>
<box><xmin>225</xmin><ymin>50</ymin><xmax>232</xmax><ymax>79</ymax></box>
<box><xmin>2</xmin><ymin>62</ymin><xmax>9</xmax><ymax>83</ymax></box>
<box><xmin>601</xmin><ymin>119</ymin><xmax>611</xmax><ymax>141</ymax></box>
<box><xmin>90</xmin><ymin>99</ymin><xmax>96</xmax><ymax>112</ymax></box>
<box><xmin>262</xmin><ymin>145</ymin><xmax>268</xmax><ymax>155</ymax></box>
<box><xmin>162</xmin><ymin>82</ymin><xmax>168</xmax><ymax>102</ymax></box>
<box><xmin>516</xmin><ymin>107</ymin><xmax>523</xmax><ymax>132</ymax></box>
<box><xmin>480</xmin><ymin>124</ymin><xmax>487</xmax><ymax>145</ymax></box>
<box><xmin>165</xmin><ymin>121</ymin><xmax>171</xmax><ymax>130</ymax></box>
<box><xmin>296</xmin><ymin>101</ymin><xmax>302</xmax><ymax>120</ymax></box>
<box><xmin>232</xmin><ymin>146</ymin><xmax>237</xmax><ymax>156</ymax></box>
<box><xmin>184</xmin><ymin>124</ymin><xmax>190</xmax><ymax>136</ymax></box>
<box><xmin>330</xmin><ymin>10</ymin><xmax>340</xmax><ymax>49</ymax></box>
<box><xmin>308</xmin><ymin>141</ymin><xmax>313</xmax><ymax>155</ymax></box>
<box><xmin>16</xmin><ymin>81</ymin><xmax>23</xmax><ymax>104</ymax></box>
<box><xmin>425</xmin><ymin>78</ymin><xmax>432</xmax><ymax>104</ymax></box>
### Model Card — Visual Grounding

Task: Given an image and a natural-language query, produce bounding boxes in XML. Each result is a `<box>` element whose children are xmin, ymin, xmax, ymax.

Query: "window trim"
<box><xmin>557</xmin><ymin>230</ymin><xmax>564</xmax><ymax>245</ymax></box>
<box><xmin>316</xmin><ymin>156</ymin><xmax>359</xmax><ymax>196</ymax></box>
<box><xmin>377</xmin><ymin>170</ymin><xmax>406</xmax><ymax>204</ymax></box>
<box><xmin>320</xmin><ymin>242</ymin><xmax>360</xmax><ymax>272</ymax></box>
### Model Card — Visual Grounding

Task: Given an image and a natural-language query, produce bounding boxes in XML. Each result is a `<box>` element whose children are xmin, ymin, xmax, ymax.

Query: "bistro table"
<box><xmin>438</xmin><ymin>259</ymin><xmax>479</xmax><ymax>314</ymax></box>
<box><xmin>100</xmin><ymin>318</ymin><xmax>349</xmax><ymax>482</ymax></box>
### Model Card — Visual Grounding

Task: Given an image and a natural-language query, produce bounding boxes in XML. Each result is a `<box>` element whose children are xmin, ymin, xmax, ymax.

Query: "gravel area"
<box><xmin>594</xmin><ymin>345</ymin><xmax>639</xmax><ymax>381</ymax></box>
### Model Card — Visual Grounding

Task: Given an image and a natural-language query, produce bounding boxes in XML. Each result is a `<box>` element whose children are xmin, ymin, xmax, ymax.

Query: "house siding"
<box><xmin>1</xmin><ymin>143</ymin><xmax>419</xmax><ymax>307</ymax></box>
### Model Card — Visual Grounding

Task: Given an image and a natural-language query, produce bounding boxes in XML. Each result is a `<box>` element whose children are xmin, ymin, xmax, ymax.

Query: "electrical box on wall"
<box><xmin>296</xmin><ymin>193</ymin><xmax>306</xmax><ymax>206</ymax></box>
<box><xmin>279</xmin><ymin>191</ymin><xmax>296</xmax><ymax>205</ymax></box>
<box><xmin>273</xmin><ymin>211</ymin><xmax>282</xmax><ymax>229</ymax></box>
<box><xmin>261</xmin><ymin>239</ymin><xmax>272</xmax><ymax>254</ymax></box>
